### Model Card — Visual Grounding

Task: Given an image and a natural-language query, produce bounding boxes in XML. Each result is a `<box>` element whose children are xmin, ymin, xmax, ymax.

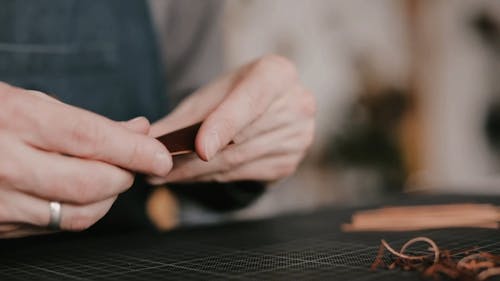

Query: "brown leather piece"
<box><xmin>342</xmin><ymin>203</ymin><xmax>500</xmax><ymax>232</ymax></box>
<box><xmin>156</xmin><ymin>122</ymin><xmax>201</xmax><ymax>156</ymax></box>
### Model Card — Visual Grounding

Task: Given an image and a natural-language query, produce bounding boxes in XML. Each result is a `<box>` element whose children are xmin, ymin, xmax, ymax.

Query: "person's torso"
<box><xmin>0</xmin><ymin>0</ymin><xmax>168</xmax><ymax>121</ymax></box>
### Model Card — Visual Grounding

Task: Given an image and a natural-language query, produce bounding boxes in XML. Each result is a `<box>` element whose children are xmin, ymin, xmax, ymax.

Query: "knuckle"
<box><xmin>26</xmin><ymin>90</ymin><xmax>59</xmax><ymax>103</ymax></box>
<box><xmin>68</xmin><ymin>117</ymin><xmax>102</xmax><ymax>158</ymax></box>
<box><xmin>222</xmin><ymin>150</ymin><xmax>245</xmax><ymax>170</ymax></box>
<box><xmin>26</xmin><ymin>90</ymin><xmax>47</xmax><ymax>98</ymax></box>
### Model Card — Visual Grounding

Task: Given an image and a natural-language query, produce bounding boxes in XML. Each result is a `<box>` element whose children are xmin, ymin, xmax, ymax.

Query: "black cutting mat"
<box><xmin>1</xmin><ymin>195</ymin><xmax>499</xmax><ymax>280</ymax></box>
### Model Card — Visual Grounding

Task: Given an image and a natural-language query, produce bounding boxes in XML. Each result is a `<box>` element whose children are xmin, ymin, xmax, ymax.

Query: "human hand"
<box><xmin>148</xmin><ymin>55</ymin><xmax>315</xmax><ymax>184</ymax></box>
<box><xmin>0</xmin><ymin>82</ymin><xmax>172</xmax><ymax>238</ymax></box>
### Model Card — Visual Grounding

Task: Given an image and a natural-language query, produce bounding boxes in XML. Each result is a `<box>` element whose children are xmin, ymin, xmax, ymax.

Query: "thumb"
<box><xmin>120</xmin><ymin>116</ymin><xmax>151</xmax><ymax>135</ymax></box>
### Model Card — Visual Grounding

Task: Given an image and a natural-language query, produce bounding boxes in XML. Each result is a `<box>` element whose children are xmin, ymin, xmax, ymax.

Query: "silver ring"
<box><xmin>48</xmin><ymin>201</ymin><xmax>62</xmax><ymax>230</ymax></box>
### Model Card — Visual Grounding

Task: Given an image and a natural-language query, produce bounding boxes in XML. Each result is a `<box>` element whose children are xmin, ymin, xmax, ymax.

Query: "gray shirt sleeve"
<box><xmin>148</xmin><ymin>0</ymin><xmax>224</xmax><ymax>109</ymax></box>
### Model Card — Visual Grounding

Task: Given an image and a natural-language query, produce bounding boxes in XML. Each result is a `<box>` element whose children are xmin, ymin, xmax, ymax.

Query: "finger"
<box><xmin>232</xmin><ymin>94</ymin><xmax>292</xmax><ymax>144</ymax></box>
<box><xmin>0</xmin><ymin>188</ymin><xmax>116</xmax><ymax>231</ymax></box>
<box><xmin>4</xmin><ymin>91</ymin><xmax>171</xmax><ymax>176</ymax></box>
<box><xmin>149</xmin><ymin>69</ymin><xmax>243</xmax><ymax>138</ymax></box>
<box><xmin>147</xmin><ymin>153</ymin><xmax>204</xmax><ymax>184</ymax></box>
<box><xmin>61</xmin><ymin>197</ymin><xmax>116</xmax><ymax>231</ymax></box>
<box><xmin>0</xmin><ymin>135</ymin><xmax>134</xmax><ymax>204</ymax></box>
<box><xmin>197</xmin><ymin>56</ymin><xmax>297</xmax><ymax>160</ymax></box>
<box><xmin>147</xmin><ymin>126</ymin><xmax>307</xmax><ymax>184</ymax></box>
<box><xmin>119</xmin><ymin>116</ymin><xmax>150</xmax><ymax>134</ymax></box>
<box><xmin>232</xmin><ymin>85</ymin><xmax>314</xmax><ymax>144</ymax></box>
<box><xmin>194</xmin><ymin>154</ymin><xmax>301</xmax><ymax>183</ymax></box>
<box><xmin>0</xmin><ymin>188</ymin><xmax>52</xmax><ymax>225</ymax></box>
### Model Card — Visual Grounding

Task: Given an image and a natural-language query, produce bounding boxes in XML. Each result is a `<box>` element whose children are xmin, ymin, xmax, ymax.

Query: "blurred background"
<box><xmin>219</xmin><ymin>0</ymin><xmax>500</xmax><ymax>220</ymax></box>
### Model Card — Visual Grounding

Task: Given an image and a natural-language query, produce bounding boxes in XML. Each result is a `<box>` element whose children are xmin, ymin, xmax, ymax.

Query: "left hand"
<box><xmin>148</xmin><ymin>55</ymin><xmax>316</xmax><ymax>184</ymax></box>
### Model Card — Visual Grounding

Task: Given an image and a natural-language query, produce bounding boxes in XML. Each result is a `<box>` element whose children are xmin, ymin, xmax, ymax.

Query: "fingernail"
<box><xmin>204</xmin><ymin>131</ymin><xmax>220</xmax><ymax>161</ymax></box>
<box><xmin>154</xmin><ymin>151</ymin><xmax>171</xmax><ymax>176</ymax></box>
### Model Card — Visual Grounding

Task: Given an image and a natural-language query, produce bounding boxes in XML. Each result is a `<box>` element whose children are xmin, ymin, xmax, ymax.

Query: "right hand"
<box><xmin>0</xmin><ymin>82</ymin><xmax>172</xmax><ymax>238</ymax></box>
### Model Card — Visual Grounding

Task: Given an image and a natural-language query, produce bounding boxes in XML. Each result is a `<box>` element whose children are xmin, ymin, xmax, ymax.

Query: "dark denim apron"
<box><xmin>0</xmin><ymin>0</ymin><xmax>168</xmax><ymax>230</ymax></box>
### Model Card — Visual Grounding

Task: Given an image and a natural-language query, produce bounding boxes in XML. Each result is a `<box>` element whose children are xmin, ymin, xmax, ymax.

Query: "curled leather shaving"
<box><xmin>371</xmin><ymin>236</ymin><xmax>500</xmax><ymax>280</ymax></box>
